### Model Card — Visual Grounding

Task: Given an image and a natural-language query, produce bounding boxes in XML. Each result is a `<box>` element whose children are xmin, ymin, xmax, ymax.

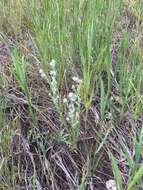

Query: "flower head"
<box><xmin>50</xmin><ymin>70</ymin><xmax>56</xmax><ymax>77</ymax></box>
<box><xmin>72</xmin><ymin>76</ymin><xmax>82</xmax><ymax>84</ymax></box>
<box><xmin>39</xmin><ymin>69</ymin><xmax>47</xmax><ymax>79</ymax></box>
<box><xmin>50</xmin><ymin>59</ymin><xmax>56</xmax><ymax>69</ymax></box>
<box><xmin>63</xmin><ymin>98</ymin><xmax>68</xmax><ymax>104</ymax></box>
<box><xmin>68</xmin><ymin>92</ymin><xmax>77</xmax><ymax>102</ymax></box>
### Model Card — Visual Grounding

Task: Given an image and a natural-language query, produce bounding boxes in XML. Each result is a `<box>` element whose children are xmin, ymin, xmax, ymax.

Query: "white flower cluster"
<box><xmin>63</xmin><ymin>76</ymin><xmax>82</xmax><ymax>144</ymax></box>
<box><xmin>49</xmin><ymin>60</ymin><xmax>60</xmax><ymax>106</ymax></box>
<box><xmin>39</xmin><ymin>64</ymin><xmax>82</xmax><ymax>146</ymax></box>
<box><xmin>39</xmin><ymin>68</ymin><xmax>47</xmax><ymax>79</ymax></box>
<box><xmin>63</xmin><ymin>91</ymin><xmax>81</xmax><ymax>123</ymax></box>
<box><xmin>39</xmin><ymin>60</ymin><xmax>60</xmax><ymax>108</ymax></box>
<box><xmin>72</xmin><ymin>76</ymin><xmax>82</xmax><ymax>84</ymax></box>
<box><xmin>63</xmin><ymin>77</ymin><xmax>82</xmax><ymax>121</ymax></box>
<box><xmin>106</xmin><ymin>180</ymin><xmax>117</xmax><ymax>190</ymax></box>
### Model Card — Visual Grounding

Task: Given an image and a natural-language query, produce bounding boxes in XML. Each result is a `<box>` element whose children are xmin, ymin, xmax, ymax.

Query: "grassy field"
<box><xmin>0</xmin><ymin>0</ymin><xmax>143</xmax><ymax>189</ymax></box>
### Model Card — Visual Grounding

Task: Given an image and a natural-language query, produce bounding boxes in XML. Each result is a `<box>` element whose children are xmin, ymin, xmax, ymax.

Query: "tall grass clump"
<box><xmin>0</xmin><ymin>0</ymin><xmax>143</xmax><ymax>189</ymax></box>
<box><xmin>24</xmin><ymin>0</ymin><xmax>124</xmax><ymax>112</ymax></box>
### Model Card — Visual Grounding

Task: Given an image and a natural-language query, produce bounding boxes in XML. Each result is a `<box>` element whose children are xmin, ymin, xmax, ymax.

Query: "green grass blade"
<box><xmin>127</xmin><ymin>165</ymin><xmax>143</xmax><ymax>190</ymax></box>
<box><xmin>111</xmin><ymin>155</ymin><xmax>123</xmax><ymax>190</ymax></box>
